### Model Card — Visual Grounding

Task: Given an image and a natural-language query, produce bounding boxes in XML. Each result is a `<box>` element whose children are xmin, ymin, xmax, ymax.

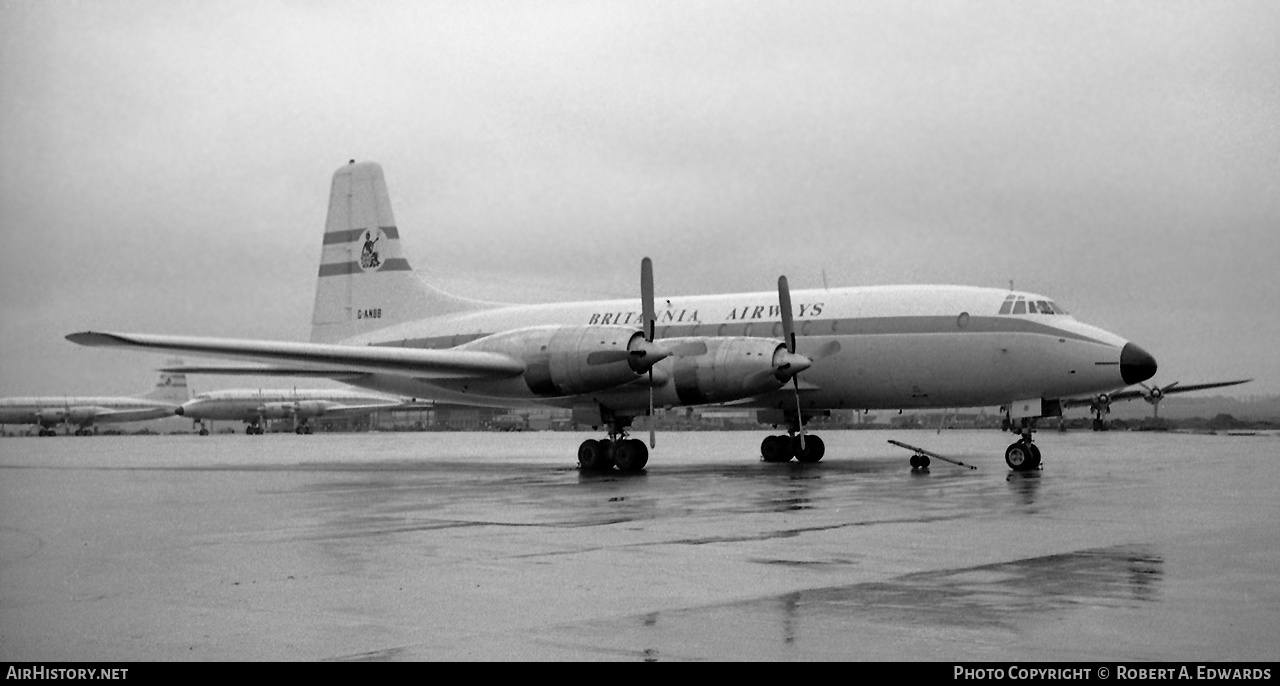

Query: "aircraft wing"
<box><xmin>160</xmin><ymin>364</ymin><xmax>373</xmax><ymax>380</ymax></box>
<box><xmin>314</xmin><ymin>400</ymin><xmax>429</xmax><ymax>417</ymax></box>
<box><xmin>1137</xmin><ymin>379</ymin><xmax>1252</xmax><ymax>396</ymax></box>
<box><xmin>1063</xmin><ymin>379</ymin><xmax>1252</xmax><ymax>407</ymax></box>
<box><xmin>67</xmin><ymin>332</ymin><xmax>526</xmax><ymax>380</ymax></box>
<box><xmin>67</xmin><ymin>407</ymin><xmax>176</xmax><ymax>423</ymax></box>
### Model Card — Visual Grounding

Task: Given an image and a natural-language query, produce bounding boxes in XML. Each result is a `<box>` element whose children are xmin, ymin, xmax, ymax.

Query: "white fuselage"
<box><xmin>336</xmin><ymin>284</ymin><xmax>1133</xmax><ymax>414</ymax></box>
<box><xmin>178</xmin><ymin>389</ymin><xmax>402</xmax><ymax>422</ymax></box>
<box><xmin>0</xmin><ymin>397</ymin><xmax>178</xmax><ymax>428</ymax></box>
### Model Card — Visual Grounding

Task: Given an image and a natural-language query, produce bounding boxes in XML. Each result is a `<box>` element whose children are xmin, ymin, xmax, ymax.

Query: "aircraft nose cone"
<box><xmin>1120</xmin><ymin>342</ymin><xmax>1158</xmax><ymax>385</ymax></box>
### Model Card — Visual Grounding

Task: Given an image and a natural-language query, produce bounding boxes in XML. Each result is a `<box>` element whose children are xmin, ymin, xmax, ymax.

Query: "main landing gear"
<box><xmin>578</xmin><ymin>414</ymin><xmax>648</xmax><ymax>473</ymax></box>
<box><xmin>245</xmin><ymin>423</ymin><xmax>265</xmax><ymax>435</ymax></box>
<box><xmin>1004</xmin><ymin>419</ymin><xmax>1042</xmax><ymax>472</ymax></box>
<box><xmin>760</xmin><ymin>412</ymin><xmax>825</xmax><ymax>463</ymax></box>
<box><xmin>760</xmin><ymin>434</ymin><xmax>825</xmax><ymax>463</ymax></box>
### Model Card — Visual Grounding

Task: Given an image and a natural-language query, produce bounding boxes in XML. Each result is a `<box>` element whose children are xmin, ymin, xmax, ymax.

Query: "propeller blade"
<box><xmin>641</xmin><ymin>257</ymin><xmax>656</xmax><ymax>342</ymax></box>
<box><xmin>641</xmin><ymin>257</ymin><xmax>657</xmax><ymax>449</ymax></box>
<box><xmin>777</xmin><ymin>275</ymin><xmax>796</xmax><ymax>354</ymax></box>
<box><xmin>793</xmin><ymin>376</ymin><xmax>805</xmax><ymax>451</ymax></box>
<box><xmin>649</xmin><ymin>370</ymin><xmax>656</xmax><ymax>449</ymax></box>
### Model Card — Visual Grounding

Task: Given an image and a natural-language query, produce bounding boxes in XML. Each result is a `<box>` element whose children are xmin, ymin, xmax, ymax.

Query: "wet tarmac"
<box><xmin>1</xmin><ymin>429</ymin><xmax>1277</xmax><ymax>661</ymax></box>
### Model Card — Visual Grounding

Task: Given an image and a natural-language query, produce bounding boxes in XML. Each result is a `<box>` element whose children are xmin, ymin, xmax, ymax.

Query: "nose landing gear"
<box><xmin>1004</xmin><ymin>418</ymin><xmax>1042</xmax><ymax>471</ymax></box>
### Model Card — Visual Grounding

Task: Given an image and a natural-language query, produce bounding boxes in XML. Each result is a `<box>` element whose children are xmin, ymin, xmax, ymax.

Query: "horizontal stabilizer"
<box><xmin>68</xmin><ymin>331</ymin><xmax>526</xmax><ymax>380</ymax></box>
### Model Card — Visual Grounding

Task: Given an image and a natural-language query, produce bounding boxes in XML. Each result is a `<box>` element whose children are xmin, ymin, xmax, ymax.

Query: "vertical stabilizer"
<box><xmin>310</xmin><ymin>161</ymin><xmax>488</xmax><ymax>343</ymax></box>
<box><xmin>141</xmin><ymin>370</ymin><xmax>190</xmax><ymax>404</ymax></box>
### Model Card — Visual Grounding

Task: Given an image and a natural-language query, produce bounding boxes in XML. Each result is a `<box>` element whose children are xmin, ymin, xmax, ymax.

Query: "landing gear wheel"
<box><xmin>198</xmin><ymin>428</ymin><xmax>209</xmax><ymax>436</ymax></box>
<box><xmin>1005</xmin><ymin>442</ymin><xmax>1038</xmax><ymax>471</ymax></box>
<box><xmin>794</xmin><ymin>435</ymin><xmax>825</xmax><ymax>463</ymax></box>
<box><xmin>578</xmin><ymin>439</ymin><xmax>615</xmax><ymax>470</ymax></box>
<box><xmin>761</xmin><ymin>435</ymin><xmax>793</xmax><ymax>463</ymax></box>
<box><xmin>614</xmin><ymin>439</ymin><xmax>649</xmax><ymax>472</ymax></box>
<box><xmin>910</xmin><ymin>454</ymin><xmax>931</xmax><ymax>470</ymax></box>
<box><xmin>1026</xmin><ymin>444</ymin><xmax>1042</xmax><ymax>470</ymax></box>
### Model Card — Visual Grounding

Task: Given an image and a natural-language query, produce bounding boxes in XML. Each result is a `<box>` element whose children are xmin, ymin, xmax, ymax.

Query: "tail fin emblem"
<box><xmin>360</xmin><ymin>229</ymin><xmax>383</xmax><ymax>271</ymax></box>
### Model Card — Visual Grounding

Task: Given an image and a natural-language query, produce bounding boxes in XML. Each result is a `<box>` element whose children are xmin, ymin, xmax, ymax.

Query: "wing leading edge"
<box><xmin>66</xmin><ymin>332</ymin><xmax>526</xmax><ymax>380</ymax></box>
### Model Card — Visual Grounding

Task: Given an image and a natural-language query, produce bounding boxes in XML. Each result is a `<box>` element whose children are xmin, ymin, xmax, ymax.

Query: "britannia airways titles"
<box><xmin>586</xmin><ymin>302</ymin><xmax>825</xmax><ymax>327</ymax></box>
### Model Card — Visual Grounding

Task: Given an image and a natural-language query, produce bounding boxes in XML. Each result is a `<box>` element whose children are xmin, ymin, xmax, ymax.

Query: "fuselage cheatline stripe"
<box><xmin>372</xmin><ymin>316</ymin><xmax>1112</xmax><ymax>351</ymax></box>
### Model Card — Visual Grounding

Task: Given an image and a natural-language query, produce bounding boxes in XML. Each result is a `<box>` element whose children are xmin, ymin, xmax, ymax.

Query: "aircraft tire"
<box><xmin>614</xmin><ymin>439</ymin><xmax>648</xmax><ymax>473</ymax></box>
<box><xmin>1005</xmin><ymin>442</ymin><xmax>1037</xmax><ymax>471</ymax></box>
<box><xmin>761</xmin><ymin>435</ymin><xmax>792</xmax><ymax>463</ymax></box>
<box><xmin>1027</xmin><ymin>444</ymin><xmax>1042</xmax><ymax>470</ymax></box>
<box><xmin>794</xmin><ymin>435</ymin><xmax>825</xmax><ymax>463</ymax></box>
<box><xmin>578</xmin><ymin>439</ymin><xmax>613</xmax><ymax>470</ymax></box>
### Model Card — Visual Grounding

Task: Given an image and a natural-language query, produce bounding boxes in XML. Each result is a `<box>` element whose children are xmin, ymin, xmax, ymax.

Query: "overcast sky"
<box><xmin>1</xmin><ymin>0</ymin><xmax>1277</xmax><ymax>400</ymax></box>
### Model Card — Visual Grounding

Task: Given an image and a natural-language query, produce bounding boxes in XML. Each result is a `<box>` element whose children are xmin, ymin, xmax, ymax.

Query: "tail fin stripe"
<box><xmin>323</xmin><ymin>225</ymin><xmax>400</xmax><ymax>245</ymax></box>
<box><xmin>318</xmin><ymin>258</ymin><xmax>412</xmax><ymax>277</ymax></box>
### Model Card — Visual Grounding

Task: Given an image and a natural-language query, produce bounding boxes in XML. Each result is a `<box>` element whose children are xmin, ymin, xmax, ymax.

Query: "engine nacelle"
<box><xmin>258</xmin><ymin>402</ymin><xmax>297</xmax><ymax>419</ymax></box>
<box><xmin>665</xmin><ymin>336</ymin><xmax>792</xmax><ymax>405</ymax></box>
<box><xmin>292</xmin><ymin>401</ymin><xmax>331</xmax><ymax>418</ymax></box>
<box><xmin>459</xmin><ymin>325</ymin><xmax>652</xmax><ymax>397</ymax></box>
<box><xmin>36</xmin><ymin>408</ymin><xmax>67</xmax><ymax>425</ymax></box>
<box><xmin>65</xmin><ymin>407</ymin><xmax>100</xmax><ymax>424</ymax></box>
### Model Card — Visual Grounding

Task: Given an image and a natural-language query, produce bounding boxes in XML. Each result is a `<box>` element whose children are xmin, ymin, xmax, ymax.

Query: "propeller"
<box><xmin>1090</xmin><ymin>392</ymin><xmax>1112</xmax><ymax>419</ymax></box>
<box><xmin>640</xmin><ymin>258</ymin><xmax>660</xmax><ymax>447</ymax></box>
<box><xmin>776</xmin><ymin>275</ymin><xmax>813</xmax><ymax>450</ymax></box>
<box><xmin>1139</xmin><ymin>381</ymin><xmax>1179</xmax><ymax>419</ymax></box>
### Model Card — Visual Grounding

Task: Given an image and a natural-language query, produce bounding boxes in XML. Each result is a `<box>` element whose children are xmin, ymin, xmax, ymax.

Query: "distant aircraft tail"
<box><xmin>310</xmin><ymin>161</ymin><xmax>492</xmax><ymax>344</ymax></box>
<box><xmin>140</xmin><ymin>370</ymin><xmax>190</xmax><ymax>404</ymax></box>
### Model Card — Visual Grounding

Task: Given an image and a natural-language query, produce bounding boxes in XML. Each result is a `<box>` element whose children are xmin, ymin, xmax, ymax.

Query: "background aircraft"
<box><xmin>0</xmin><ymin>371</ymin><xmax>189</xmax><ymax>436</ymax></box>
<box><xmin>175</xmin><ymin>387</ymin><xmax>425</xmax><ymax>435</ymax></box>
<box><xmin>71</xmin><ymin>161</ymin><xmax>1215</xmax><ymax>472</ymax></box>
<box><xmin>1067</xmin><ymin>379</ymin><xmax>1251</xmax><ymax>430</ymax></box>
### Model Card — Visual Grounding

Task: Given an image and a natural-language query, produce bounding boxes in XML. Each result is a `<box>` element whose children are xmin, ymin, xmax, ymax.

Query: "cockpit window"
<box><xmin>999</xmin><ymin>295</ymin><xmax>1069</xmax><ymax>316</ymax></box>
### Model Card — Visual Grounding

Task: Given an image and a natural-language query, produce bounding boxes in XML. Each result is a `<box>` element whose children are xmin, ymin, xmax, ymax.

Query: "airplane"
<box><xmin>1066</xmin><ymin>379</ymin><xmax>1251</xmax><ymax>430</ymax></box>
<box><xmin>174</xmin><ymin>387</ymin><xmax>426</xmax><ymax>435</ymax></box>
<box><xmin>67</xmin><ymin>160</ymin><xmax>1244</xmax><ymax>472</ymax></box>
<box><xmin>0</xmin><ymin>370</ymin><xmax>189</xmax><ymax>436</ymax></box>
